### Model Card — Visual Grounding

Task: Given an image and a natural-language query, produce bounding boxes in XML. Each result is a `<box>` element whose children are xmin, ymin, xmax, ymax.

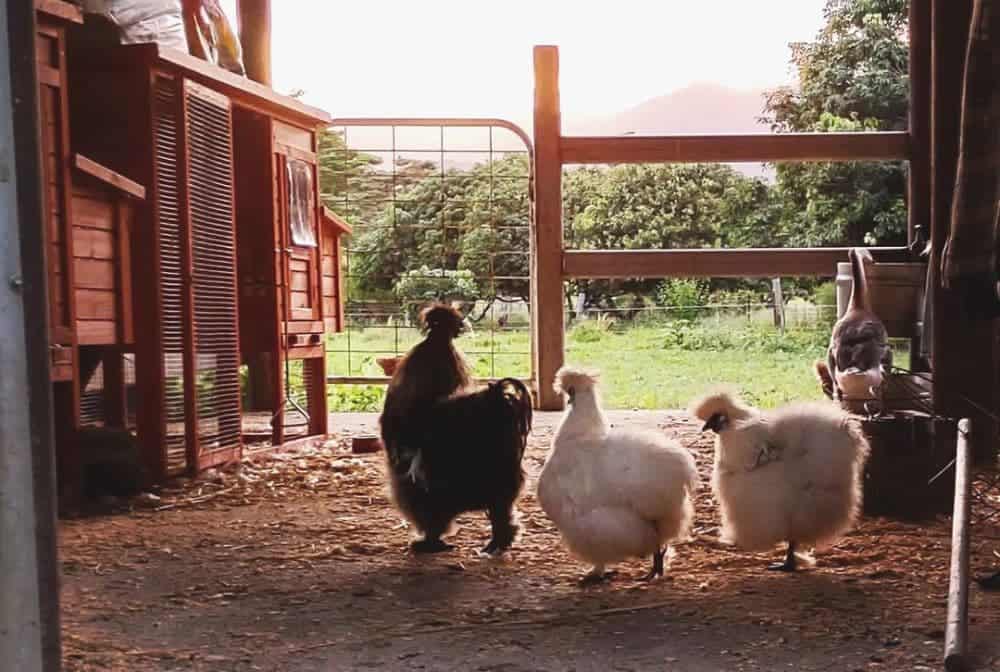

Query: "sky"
<box><xmin>252</xmin><ymin>0</ymin><xmax>830</xmax><ymax>129</ymax></box>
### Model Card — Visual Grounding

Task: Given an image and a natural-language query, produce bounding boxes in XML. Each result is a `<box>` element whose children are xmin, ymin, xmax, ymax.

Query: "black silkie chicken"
<box><xmin>388</xmin><ymin>378</ymin><xmax>533</xmax><ymax>555</ymax></box>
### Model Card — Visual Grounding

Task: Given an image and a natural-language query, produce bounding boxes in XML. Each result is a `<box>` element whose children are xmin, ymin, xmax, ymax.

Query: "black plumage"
<box><xmin>389</xmin><ymin>378</ymin><xmax>533</xmax><ymax>555</ymax></box>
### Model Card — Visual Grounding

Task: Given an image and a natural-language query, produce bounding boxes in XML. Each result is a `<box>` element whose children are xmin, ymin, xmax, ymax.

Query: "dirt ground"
<box><xmin>59</xmin><ymin>411</ymin><xmax>1000</xmax><ymax>672</ymax></box>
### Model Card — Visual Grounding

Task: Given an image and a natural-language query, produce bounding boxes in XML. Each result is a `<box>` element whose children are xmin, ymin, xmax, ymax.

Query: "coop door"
<box><xmin>276</xmin><ymin>153</ymin><xmax>321</xmax><ymax>323</ymax></box>
<box><xmin>36</xmin><ymin>24</ymin><xmax>74</xmax><ymax>349</ymax></box>
<box><xmin>183</xmin><ymin>81</ymin><xmax>243</xmax><ymax>470</ymax></box>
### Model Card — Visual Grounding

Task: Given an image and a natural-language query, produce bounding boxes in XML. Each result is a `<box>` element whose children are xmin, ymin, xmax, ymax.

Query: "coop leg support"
<box><xmin>944</xmin><ymin>418</ymin><xmax>971</xmax><ymax>672</ymax></box>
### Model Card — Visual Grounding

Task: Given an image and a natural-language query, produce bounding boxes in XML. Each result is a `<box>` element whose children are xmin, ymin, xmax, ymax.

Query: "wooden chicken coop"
<box><xmin>33</xmin><ymin>0</ymin><xmax>345</xmax><ymax>496</ymax></box>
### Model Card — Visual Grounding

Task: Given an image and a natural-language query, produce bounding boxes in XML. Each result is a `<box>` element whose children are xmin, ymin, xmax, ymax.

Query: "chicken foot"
<box><xmin>767</xmin><ymin>541</ymin><xmax>798</xmax><ymax>572</ymax></box>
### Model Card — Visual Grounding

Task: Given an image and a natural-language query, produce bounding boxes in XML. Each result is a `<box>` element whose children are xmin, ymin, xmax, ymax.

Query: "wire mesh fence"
<box><xmin>322</xmin><ymin>121</ymin><xmax>534</xmax><ymax>391</ymax></box>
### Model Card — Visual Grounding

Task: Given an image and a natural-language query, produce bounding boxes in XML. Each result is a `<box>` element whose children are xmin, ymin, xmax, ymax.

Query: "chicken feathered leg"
<box><xmin>640</xmin><ymin>547</ymin><xmax>666</xmax><ymax>581</ymax></box>
<box><xmin>767</xmin><ymin>541</ymin><xmax>797</xmax><ymax>572</ymax></box>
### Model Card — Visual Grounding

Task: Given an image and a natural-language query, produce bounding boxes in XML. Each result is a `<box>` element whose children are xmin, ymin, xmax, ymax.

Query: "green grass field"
<box><xmin>323</xmin><ymin>314</ymin><xmax>905</xmax><ymax>412</ymax></box>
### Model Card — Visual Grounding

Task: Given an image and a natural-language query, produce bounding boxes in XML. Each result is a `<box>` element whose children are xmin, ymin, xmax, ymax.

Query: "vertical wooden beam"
<box><xmin>908</xmin><ymin>0</ymin><xmax>931</xmax><ymax>249</ymax></box>
<box><xmin>237</xmin><ymin>0</ymin><xmax>271</xmax><ymax>86</ymax></box>
<box><xmin>306</xmin><ymin>357</ymin><xmax>327</xmax><ymax>437</ymax></box>
<box><xmin>102</xmin><ymin>347</ymin><xmax>126</xmax><ymax>427</ymax></box>
<box><xmin>532</xmin><ymin>45</ymin><xmax>564</xmax><ymax>411</ymax></box>
<box><xmin>930</xmin><ymin>0</ymin><xmax>994</xmax><ymax>461</ymax></box>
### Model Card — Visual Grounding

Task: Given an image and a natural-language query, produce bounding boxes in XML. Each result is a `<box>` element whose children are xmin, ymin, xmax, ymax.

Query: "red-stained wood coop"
<box><xmin>34</xmin><ymin>0</ymin><xmax>346</xmax><ymax>498</ymax></box>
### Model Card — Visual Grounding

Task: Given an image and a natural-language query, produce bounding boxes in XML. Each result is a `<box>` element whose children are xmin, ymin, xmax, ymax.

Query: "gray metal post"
<box><xmin>0</xmin><ymin>1</ymin><xmax>62</xmax><ymax>670</ymax></box>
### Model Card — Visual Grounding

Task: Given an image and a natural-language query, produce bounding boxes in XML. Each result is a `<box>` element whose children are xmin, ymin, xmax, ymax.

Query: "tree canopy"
<box><xmin>320</xmin><ymin>0</ymin><xmax>910</xmax><ymax>314</ymax></box>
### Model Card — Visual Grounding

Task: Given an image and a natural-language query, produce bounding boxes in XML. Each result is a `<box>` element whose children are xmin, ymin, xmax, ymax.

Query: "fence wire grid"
<box><xmin>323</xmin><ymin>121</ymin><xmax>534</xmax><ymax>388</ymax></box>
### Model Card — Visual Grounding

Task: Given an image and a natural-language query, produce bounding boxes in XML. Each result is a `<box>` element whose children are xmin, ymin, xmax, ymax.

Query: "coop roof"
<box><xmin>81</xmin><ymin>43</ymin><xmax>332</xmax><ymax>129</ymax></box>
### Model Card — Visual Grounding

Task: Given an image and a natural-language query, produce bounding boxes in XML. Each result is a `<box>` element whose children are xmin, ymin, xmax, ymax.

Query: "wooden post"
<box><xmin>944</xmin><ymin>418</ymin><xmax>971</xmax><ymax>672</ymax></box>
<box><xmin>930</xmin><ymin>0</ymin><xmax>994</xmax><ymax>462</ymax></box>
<box><xmin>237</xmin><ymin>0</ymin><xmax>271</xmax><ymax>86</ymax></box>
<box><xmin>532</xmin><ymin>45</ymin><xmax>564</xmax><ymax>410</ymax></box>
<box><xmin>771</xmin><ymin>278</ymin><xmax>785</xmax><ymax>333</ymax></box>
<box><xmin>908</xmin><ymin>0</ymin><xmax>932</xmax><ymax>249</ymax></box>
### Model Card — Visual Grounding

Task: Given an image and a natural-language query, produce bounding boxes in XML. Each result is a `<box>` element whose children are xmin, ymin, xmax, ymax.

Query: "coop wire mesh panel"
<box><xmin>186</xmin><ymin>87</ymin><xmax>242</xmax><ymax>457</ymax></box>
<box><xmin>323</xmin><ymin>121</ymin><xmax>533</xmax><ymax>407</ymax></box>
<box><xmin>153</xmin><ymin>76</ymin><xmax>188</xmax><ymax>475</ymax></box>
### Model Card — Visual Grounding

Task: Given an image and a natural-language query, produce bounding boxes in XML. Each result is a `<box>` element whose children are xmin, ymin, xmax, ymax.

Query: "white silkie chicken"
<box><xmin>691</xmin><ymin>390</ymin><xmax>870</xmax><ymax>572</ymax></box>
<box><xmin>537</xmin><ymin>367</ymin><xmax>699</xmax><ymax>583</ymax></box>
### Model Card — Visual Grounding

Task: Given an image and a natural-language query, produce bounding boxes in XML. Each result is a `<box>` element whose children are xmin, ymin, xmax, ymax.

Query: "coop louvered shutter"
<box><xmin>183</xmin><ymin>81</ymin><xmax>243</xmax><ymax>469</ymax></box>
<box><xmin>152</xmin><ymin>75</ymin><xmax>189</xmax><ymax>475</ymax></box>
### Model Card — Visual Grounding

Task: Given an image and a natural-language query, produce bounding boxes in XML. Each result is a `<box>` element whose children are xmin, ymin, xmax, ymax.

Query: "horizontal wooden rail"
<box><xmin>563</xmin><ymin>247</ymin><xmax>912</xmax><ymax>279</ymax></box>
<box><xmin>560</xmin><ymin>132</ymin><xmax>909</xmax><ymax>165</ymax></box>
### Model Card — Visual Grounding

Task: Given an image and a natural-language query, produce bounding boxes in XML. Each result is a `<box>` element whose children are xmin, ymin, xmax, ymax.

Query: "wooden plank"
<box><xmin>102</xmin><ymin>348</ymin><xmax>126</xmax><ymax>427</ymax></box>
<box><xmin>284</xmin><ymin>320</ymin><xmax>323</xmax><ymax>334</ymax></box>
<box><xmin>51</xmin><ymin>361</ymin><xmax>74</xmax><ymax>382</ymax></box>
<box><xmin>149</xmin><ymin>44</ymin><xmax>329</xmax><ymax>124</ymax></box>
<box><xmin>930</xmin><ymin>0</ymin><xmax>994</xmax><ymax>462</ymax></box>
<box><xmin>560</xmin><ymin>132</ymin><xmax>910</xmax><ymax>165</ymax></box>
<box><xmin>908</xmin><ymin>0</ymin><xmax>932</xmax><ymax>247</ymax></box>
<box><xmin>74</xmin><ymin>153</ymin><xmax>147</xmax><ymax>200</ymax></box>
<box><xmin>532</xmin><ymin>45</ymin><xmax>564</xmax><ymax>411</ymax></box>
<box><xmin>274</xmin><ymin>142</ymin><xmax>316</xmax><ymax>164</ymax></box>
<box><xmin>305</xmin><ymin>357</ymin><xmax>327</xmax><ymax>436</ymax></box>
<box><xmin>290</xmin><ymin>290</ymin><xmax>311</xmax><ymax>309</ymax></box>
<box><xmin>72</xmin><ymin>226</ymin><xmax>115</xmax><ymax>260</ymax></box>
<box><xmin>117</xmin><ymin>201</ymin><xmax>135</xmax><ymax>344</ymax></box>
<box><xmin>73</xmin><ymin>258</ymin><xmax>115</xmax><ymax>290</ymax></box>
<box><xmin>273</xmin><ymin>120</ymin><xmax>312</xmax><ymax>153</ymax></box>
<box><xmin>321</xmin><ymin>276</ymin><xmax>336</xmax><ymax>297</ymax></box>
<box><xmin>285</xmin><ymin>344</ymin><xmax>324</xmax><ymax>360</ymax></box>
<box><xmin>290</xmin><ymin>270</ymin><xmax>309</xmax><ymax>291</ymax></box>
<box><xmin>75</xmin><ymin>288</ymin><xmax>117</xmax><ymax>320</ymax></box>
<box><xmin>72</xmin><ymin>195</ymin><xmax>115</xmax><ymax>230</ymax></box>
<box><xmin>563</xmin><ymin>247</ymin><xmax>911</xmax><ymax>279</ymax></box>
<box><xmin>321</xmin><ymin>205</ymin><xmax>353</xmax><ymax>235</ymax></box>
<box><xmin>35</xmin><ymin>0</ymin><xmax>83</xmax><ymax>23</ymax></box>
<box><xmin>76</xmin><ymin>320</ymin><xmax>117</xmax><ymax>345</ymax></box>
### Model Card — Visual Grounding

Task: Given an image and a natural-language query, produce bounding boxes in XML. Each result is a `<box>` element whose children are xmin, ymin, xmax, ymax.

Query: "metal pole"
<box><xmin>0</xmin><ymin>1</ymin><xmax>61</xmax><ymax>670</ymax></box>
<box><xmin>944</xmin><ymin>418</ymin><xmax>972</xmax><ymax>672</ymax></box>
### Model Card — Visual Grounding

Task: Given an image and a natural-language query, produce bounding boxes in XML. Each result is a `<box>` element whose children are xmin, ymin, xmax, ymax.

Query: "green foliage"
<box><xmin>565</xmin><ymin>163</ymin><xmax>768</xmax><ymax>310</ymax></box>
<box><xmin>659</xmin><ymin>321</ymin><xmax>829</xmax><ymax>353</ymax></box>
<box><xmin>328</xmin><ymin>384</ymin><xmax>385</xmax><ymax>412</ymax></box>
<box><xmin>322</xmin><ymin>0</ymin><xmax>909</xmax><ymax>315</ymax></box>
<box><xmin>811</xmin><ymin>281</ymin><xmax>838</xmax><ymax>308</ymax></box>
<box><xmin>763</xmin><ymin>0</ymin><xmax>909</xmax><ymax>246</ymax></box>
<box><xmin>351</xmin><ymin>155</ymin><xmax>530</xmax><ymax>302</ymax></box>
<box><xmin>655</xmin><ymin>279</ymin><xmax>709</xmax><ymax>320</ymax></box>
<box><xmin>568</xmin><ymin>313</ymin><xmax>619</xmax><ymax>343</ymax></box>
<box><xmin>392</xmin><ymin>266</ymin><xmax>479</xmax><ymax>319</ymax></box>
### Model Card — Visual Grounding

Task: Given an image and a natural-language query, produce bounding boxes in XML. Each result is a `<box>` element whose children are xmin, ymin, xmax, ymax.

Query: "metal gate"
<box><xmin>322</xmin><ymin>119</ymin><xmax>535</xmax><ymax>408</ymax></box>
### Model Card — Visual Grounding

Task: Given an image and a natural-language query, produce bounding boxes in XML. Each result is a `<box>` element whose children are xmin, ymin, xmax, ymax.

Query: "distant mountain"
<box><xmin>566</xmin><ymin>83</ymin><xmax>775</xmax><ymax>179</ymax></box>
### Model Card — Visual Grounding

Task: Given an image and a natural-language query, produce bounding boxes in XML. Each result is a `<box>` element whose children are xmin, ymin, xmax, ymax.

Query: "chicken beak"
<box><xmin>702</xmin><ymin>413</ymin><xmax>725</xmax><ymax>433</ymax></box>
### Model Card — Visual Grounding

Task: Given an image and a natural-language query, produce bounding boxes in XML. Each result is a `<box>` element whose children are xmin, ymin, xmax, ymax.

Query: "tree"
<box><xmin>350</xmin><ymin>154</ymin><xmax>532</xmax><ymax>309</ymax></box>
<box><xmin>563</xmin><ymin>163</ymin><xmax>769</xmax><ymax>311</ymax></box>
<box><xmin>763</xmin><ymin>0</ymin><xmax>909</xmax><ymax>246</ymax></box>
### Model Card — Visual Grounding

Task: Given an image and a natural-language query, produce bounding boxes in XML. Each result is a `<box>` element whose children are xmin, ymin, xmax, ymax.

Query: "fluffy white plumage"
<box><xmin>537</xmin><ymin>367</ymin><xmax>699</xmax><ymax>579</ymax></box>
<box><xmin>690</xmin><ymin>389</ymin><xmax>870</xmax><ymax>568</ymax></box>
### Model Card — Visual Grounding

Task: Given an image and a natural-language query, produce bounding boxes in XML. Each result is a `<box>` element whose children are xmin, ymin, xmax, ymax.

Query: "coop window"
<box><xmin>286</xmin><ymin>158</ymin><xmax>317</xmax><ymax>248</ymax></box>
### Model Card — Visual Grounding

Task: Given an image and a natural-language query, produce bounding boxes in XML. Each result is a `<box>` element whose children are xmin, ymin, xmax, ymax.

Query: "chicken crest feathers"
<box><xmin>688</xmin><ymin>387</ymin><xmax>753</xmax><ymax>422</ymax></box>
<box><xmin>553</xmin><ymin>366</ymin><xmax>600</xmax><ymax>395</ymax></box>
<box><xmin>418</xmin><ymin>303</ymin><xmax>466</xmax><ymax>338</ymax></box>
